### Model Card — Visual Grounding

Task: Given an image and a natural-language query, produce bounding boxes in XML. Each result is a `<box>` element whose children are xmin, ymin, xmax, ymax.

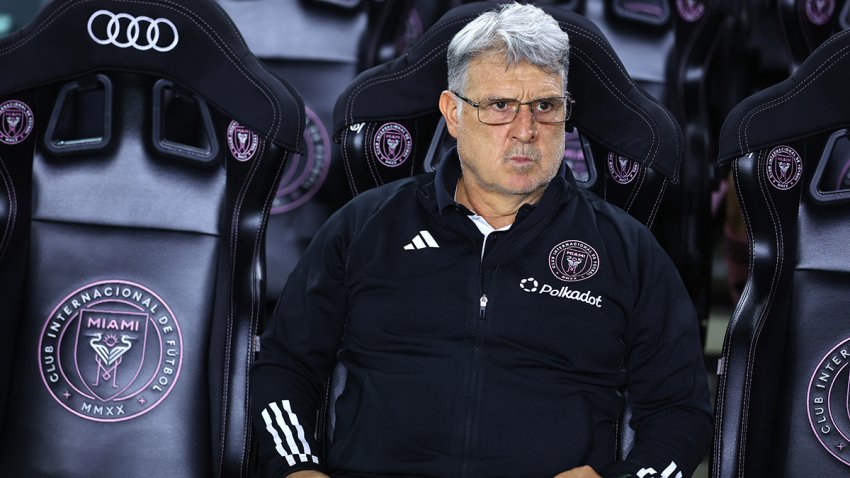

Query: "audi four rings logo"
<box><xmin>87</xmin><ymin>10</ymin><xmax>179</xmax><ymax>52</ymax></box>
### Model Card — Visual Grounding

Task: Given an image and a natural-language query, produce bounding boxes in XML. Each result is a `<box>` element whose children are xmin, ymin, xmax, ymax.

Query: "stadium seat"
<box><xmin>779</xmin><ymin>0</ymin><xmax>850</xmax><ymax>69</ymax></box>
<box><xmin>0</xmin><ymin>1</ymin><xmax>303</xmax><ymax>476</ymax></box>
<box><xmin>713</xmin><ymin>27</ymin><xmax>850</xmax><ymax>477</ymax></box>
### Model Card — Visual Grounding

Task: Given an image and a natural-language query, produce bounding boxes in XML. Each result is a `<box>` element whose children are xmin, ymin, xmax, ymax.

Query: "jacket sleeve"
<box><xmin>250</xmin><ymin>206</ymin><xmax>354</xmax><ymax>478</ymax></box>
<box><xmin>600</xmin><ymin>226</ymin><xmax>713</xmax><ymax>478</ymax></box>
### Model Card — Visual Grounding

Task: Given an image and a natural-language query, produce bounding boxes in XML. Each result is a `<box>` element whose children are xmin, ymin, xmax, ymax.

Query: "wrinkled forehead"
<box><xmin>465</xmin><ymin>54</ymin><xmax>565</xmax><ymax>95</ymax></box>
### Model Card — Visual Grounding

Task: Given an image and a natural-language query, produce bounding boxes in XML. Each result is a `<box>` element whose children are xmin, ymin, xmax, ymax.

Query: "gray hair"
<box><xmin>447</xmin><ymin>2</ymin><xmax>570</xmax><ymax>95</ymax></box>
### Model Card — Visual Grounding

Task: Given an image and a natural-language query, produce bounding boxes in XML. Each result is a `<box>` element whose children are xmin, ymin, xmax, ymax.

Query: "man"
<box><xmin>251</xmin><ymin>3</ymin><xmax>712</xmax><ymax>478</ymax></box>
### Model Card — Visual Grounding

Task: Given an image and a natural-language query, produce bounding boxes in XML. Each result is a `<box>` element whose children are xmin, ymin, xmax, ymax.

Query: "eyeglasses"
<box><xmin>451</xmin><ymin>90</ymin><xmax>574</xmax><ymax>125</ymax></box>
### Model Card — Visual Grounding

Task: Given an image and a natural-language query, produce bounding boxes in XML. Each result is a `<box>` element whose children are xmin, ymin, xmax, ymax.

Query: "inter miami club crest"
<box><xmin>38</xmin><ymin>280</ymin><xmax>183</xmax><ymax>422</ymax></box>
<box><xmin>676</xmin><ymin>0</ymin><xmax>705</xmax><ymax>22</ymax></box>
<box><xmin>227</xmin><ymin>120</ymin><xmax>260</xmax><ymax>161</ymax></box>
<box><xmin>766</xmin><ymin>145</ymin><xmax>803</xmax><ymax>191</ymax></box>
<box><xmin>271</xmin><ymin>106</ymin><xmax>331</xmax><ymax>214</ymax></box>
<box><xmin>808</xmin><ymin>337</ymin><xmax>850</xmax><ymax>466</ymax></box>
<box><xmin>806</xmin><ymin>0</ymin><xmax>835</xmax><ymax>25</ymax></box>
<box><xmin>373</xmin><ymin>122</ymin><xmax>412</xmax><ymax>168</ymax></box>
<box><xmin>0</xmin><ymin>100</ymin><xmax>34</xmax><ymax>145</ymax></box>
<box><xmin>607</xmin><ymin>152</ymin><xmax>640</xmax><ymax>185</ymax></box>
<box><xmin>549</xmin><ymin>240</ymin><xmax>600</xmax><ymax>282</ymax></box>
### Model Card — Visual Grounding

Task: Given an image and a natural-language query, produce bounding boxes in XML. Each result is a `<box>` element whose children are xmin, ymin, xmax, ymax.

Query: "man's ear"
<box><xmin>439</xmin><ymin>90</ymin><xmax>460</xmax><ymax>139</ymax></box>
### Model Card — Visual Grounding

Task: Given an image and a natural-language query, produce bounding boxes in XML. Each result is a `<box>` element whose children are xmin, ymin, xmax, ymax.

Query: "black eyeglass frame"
<box><xmin>450</xmin><ymin>90</ymin><xmax>574</xmax><ymax>125</ymax></box>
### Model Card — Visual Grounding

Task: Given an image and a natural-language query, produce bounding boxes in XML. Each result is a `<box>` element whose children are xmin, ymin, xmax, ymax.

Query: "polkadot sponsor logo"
<box><xmin>0</xmin><ymin>100</ymin><xmax>34</xmax><ymax>145</ymax></box>
<box><xmin>549</xmin><ymin>240</ymin><xmax>600</xmax><ymax>282</ymax></box>
<box><xmin>520</xmin><ymin>277</ymin><xmax>539</xmax><ymax>292</ymax></box>
<box><xmin>766</xmin><ymin>145</ymin><xmax>803</xmax><ymax>191</ymax></box>
<box><xmin>373</xmin><ymin>122</ymin><xmax>412</xmax><ymax>167</ymax></box>
<box><xmin>38</xmin><ymin>280</ymin><xmax>183</xmax><ymax>422</ymax></box>
<box><xmin>808</xmin><ymin>338</ymin><xmax>850</xmax><ymax>466</ymax></box>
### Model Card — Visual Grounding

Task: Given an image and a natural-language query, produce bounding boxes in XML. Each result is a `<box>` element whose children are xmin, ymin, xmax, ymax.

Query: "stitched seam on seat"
<box><xmin>0</xmin><ymin>0</ymin><xmax>285</xmax><ymax>145</ymax></box>
<box><xmin>152</xmin><ymin>0</ymin><xmax>286</xmax><ymax>144</ymax></box>
<box><xmin>563</xmin><ymin>23</ymin><xmax>679</xmax><ymax>175</ymax></box>
<box><xmin>711</xmin><ymin>161</ymin><xmax>745</xmax><ymax>477</ymax></box>
<box><xmin>563</xmin><ymin>26</ymin><xmax>661</xmax><ymax>166</ymax></box>
<box><xmin>739</xmin><ymin>41</ymin><xmax>850</xmax><ymax>154</ymax></box>
<box><xmin>646</xmin><ymin>177</ymin><xmax>667</xmax><ymax>228</ymax></box>
<box><xmin>364</xmin><ymin>123</ymin><xmax>383</xmax><ymax>189</ymax></box>
<box><xmin>736</xmin><ymin>152</ymin><xmax>784</xmax><ymax>476</ymax></box>
<box><xmin>624</xmin><ymin>167</ymin><xmax>646</xmax><ymax>212</ymax></box>
<box><xmin>240</xmin><ymin>145</ymin><xmax>289</xmax><ymax>477</ymax></box>
<box><xmin>204</xmin><ymin>1</ymin><xmax>304</xmax><ymax>151</ymax></box>
<box><xmin>571</xmin><ymin>48</ymin><xmax>660</xmax><ymax>170</ymax></box>
<box><xmin>218</xmin><ymin>139</ymin><xmax>266</xmax><ymax>475</ymax></box>
<box><xmin>341</xmin><ymin>128</ymin><xmax>360</xmax><ymax>196</ymax></box>
<box><xmin>0</xmin><ymin>157</ymin><xmax>16</xmax><ymax>264</ymax></box>
<box><xmin>344</xmin><ymin>16</ymin><xmax>471</xmax><ymax>125</ymax></box>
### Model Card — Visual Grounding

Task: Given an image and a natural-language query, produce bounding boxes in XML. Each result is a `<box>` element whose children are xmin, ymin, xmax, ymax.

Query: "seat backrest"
<box><xmin>713</xmin><ymin>28</ymin><xmax>850</xmax><ymax>477</ymax></box>
<box><xmin>0</xmin><ymin>1</ymin><xmax>303</xmax><ymax>476</ymax></box>
<box><xmin>217</xmin><ymin>0</ymin><xmax>425</xmax><ymax>313</ymax></box>
<box><xmin>333</xmin><ymin>1</ymin><xmax>683</xmax><ymax>230</ymax></box>
<box><xmin>779</xmin><ymin>0</ymin><xmax>850</xmax><ymax>69</ymax></box>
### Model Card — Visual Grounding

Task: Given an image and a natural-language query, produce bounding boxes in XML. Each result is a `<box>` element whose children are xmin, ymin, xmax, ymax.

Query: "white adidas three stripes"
<box><xmin>404</xmin><ymin>230</ymin><xmax>440</xmax><ymax>250</ymax></box>
<box><xmin>261</xmin><ymin>400</ymin><xmax>319</xmax><ymax>466</ymax></box>
<box><xmin>636</xmin><ymin>460</ymin><xmax>683</xmax><ymax>478</ymax></box>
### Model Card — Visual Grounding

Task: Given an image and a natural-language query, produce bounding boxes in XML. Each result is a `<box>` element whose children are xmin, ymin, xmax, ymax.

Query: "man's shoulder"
<box><xmin>330</xmin><ymin>172</ymin><xmax>436</xmax><ymax>227</ymax></box>
<box><xmin>575</xmin><ymin>188</ymin><xmax>647</xmax><ymax>233</ymax></box>
<box><xmin>346</xmin><ymin>172</ymin><xmax>434</xmax><ymax>210</ymax></box>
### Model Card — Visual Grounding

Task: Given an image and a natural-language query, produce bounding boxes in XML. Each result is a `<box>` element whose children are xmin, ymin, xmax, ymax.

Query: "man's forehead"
<box><xmin>466</xmin><ymin>56</ymin><xmax>564</xmax><ymax>94</ymax></box>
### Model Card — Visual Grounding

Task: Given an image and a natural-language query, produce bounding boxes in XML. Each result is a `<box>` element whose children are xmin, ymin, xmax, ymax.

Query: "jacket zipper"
<box><xmin>462</xmin><ymin>230</ymin><xmax>495</xmax><ymax>477</ymax></box>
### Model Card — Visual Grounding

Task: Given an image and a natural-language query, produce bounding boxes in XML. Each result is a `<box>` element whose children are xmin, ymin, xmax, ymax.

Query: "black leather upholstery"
<box><xmin>0</xmin><ymin>1</ymin><xmax>303</xmax><ymax>476</ymax></box>
<box><xmin>779</xmin><ymin>0</ymin><xmax>850</xmax><ymax>69</ymax></box>
<box><xmin>713</xmin><ymin>28</ymin><xmax>850</xmax><ymax>477</ymax></box>
<box><xmin>663</xmin><ymin>0</ymin><xmax>748</xmax><ymax>330</ymax></box>
<box><xmin>217</xmin><ymin>0</ymin><xmax>425</xmax><ymax>314</ymax></box>
<box><xmin>333</xmin><ymin>1</ymin><xmax>683</xmax><ymax>229</ymax></box>
<box><xmin>329</xmin><ymin>1</ymin><xmax>686</xmax><ymax>460</ymax></box>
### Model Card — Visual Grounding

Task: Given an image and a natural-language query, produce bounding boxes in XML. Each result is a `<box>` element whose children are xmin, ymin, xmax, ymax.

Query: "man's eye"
<box><xmin>486</xmin><ymin>100</ymin><xmax>512</xmax><ymax>111</ymax></box>
<box><xmin>535</xmin><ymin>100</ymin><xmax>554</xmax><ymax>111</ymax></box>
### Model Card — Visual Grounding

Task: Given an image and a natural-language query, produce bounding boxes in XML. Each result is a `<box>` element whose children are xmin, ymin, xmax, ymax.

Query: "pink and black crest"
<box><xmin>607</xmin><ymin>152</ymin><xmax>640</xmax><ymax>185</ymax></box>
<box><xmin>806</xmin><ymin>0</ymin><xmax>835</xmax><ymax>25</ymax></box>
<box><xmin>0</xmin><ymin>100</ymin><xmax>34</xmax><ymax>145</ymax></box>
<box><xmin>549</xmin><ymin>240</ymin><xmax>600</xmax><ymax>282</ymax></box>
<box><xmin>676</xmin><ymin>0</ymin><xmax>705</xmax><ymax>22</ymax></box>
<box><xmin>38</xmin><ymin>281</ymin><xmax>183</xmax><ymax>422</ymax></box>
<box><xmin>808</xmin><ymin>338</ymin><xmax>850</xmax><ymax>467</ymax></box>
<box><xmin>373</xmin><ymin>122</ymin><xmax>412</xmax><ymax>167</ymax></box>
<box><xmin>227</xmin><ymin>120</ymin><xmax>259</xmax><ymax>161</ymax></box>
<box><xmin>766</xmin><ymin>145</ymin><xmax>803</xmax><ymax>190</ymax></box>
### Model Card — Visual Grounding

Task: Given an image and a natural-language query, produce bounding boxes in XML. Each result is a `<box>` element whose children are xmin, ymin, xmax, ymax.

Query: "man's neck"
<box><xmin>454</xmin><ymin>177</ymin><xmax>543</xmax><ymax>230</ymax></box>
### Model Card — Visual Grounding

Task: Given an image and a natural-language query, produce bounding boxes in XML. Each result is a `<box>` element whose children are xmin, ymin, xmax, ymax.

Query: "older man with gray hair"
<box><xmin>251</xmin><ymin>3</ymin><xmax>712</xmax><ymax>478</ymax></box>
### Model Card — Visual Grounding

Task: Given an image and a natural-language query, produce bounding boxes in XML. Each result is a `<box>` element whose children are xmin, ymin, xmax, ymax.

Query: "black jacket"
<box><xmin>251</xmin><ymin>151</ymin><xmax>712</xmax><ymax>478</ymax></box>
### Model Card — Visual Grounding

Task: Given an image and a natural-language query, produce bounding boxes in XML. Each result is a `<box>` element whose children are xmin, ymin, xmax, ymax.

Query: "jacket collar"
<box><xmin>433</xmin><ymin>148</ymin><xmax>577</xmax><ymax>218</ymax></box>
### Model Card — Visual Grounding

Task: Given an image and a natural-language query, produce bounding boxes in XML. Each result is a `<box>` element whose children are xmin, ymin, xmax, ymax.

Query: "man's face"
<box><xmin>440</xmin><ymin>54</ymin><xmax>566</xmax><ymax>198</ymax></box>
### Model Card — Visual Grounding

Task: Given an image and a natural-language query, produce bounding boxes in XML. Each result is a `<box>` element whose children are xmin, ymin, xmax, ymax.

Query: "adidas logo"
<box><xmin>404</xmin><ymin>230</ymin><xmax>439</xmax><ymax>250</ymax></box>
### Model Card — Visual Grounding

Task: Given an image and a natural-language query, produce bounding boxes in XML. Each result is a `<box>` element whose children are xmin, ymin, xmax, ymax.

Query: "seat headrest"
<box><xmin>332</xmin><ymin>0</ymin><xmax>682</xmax><ymax>180</ymax></box>
<box><xmin>0</xmin><ymin>0</ymin><xmax>304</xmax><ymax>153</ymax></box>
<box><xmin>717</xmin><ymin>29</ymin><xmax>850</xmax><ymax>164</ymax></box>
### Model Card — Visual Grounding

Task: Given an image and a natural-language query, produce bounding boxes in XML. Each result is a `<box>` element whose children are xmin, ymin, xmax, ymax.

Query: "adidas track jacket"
<box><xmin>251</xmin><ymin>151</ymin><xmax>712</xmax><ymax>478</ymax></box>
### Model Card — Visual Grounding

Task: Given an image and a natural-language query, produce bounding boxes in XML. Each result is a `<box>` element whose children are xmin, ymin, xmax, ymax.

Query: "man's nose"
<box><xmin>511</xmin><ymin>104</ymin><xmax>537</xmax><ymax>142</ymax></box>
